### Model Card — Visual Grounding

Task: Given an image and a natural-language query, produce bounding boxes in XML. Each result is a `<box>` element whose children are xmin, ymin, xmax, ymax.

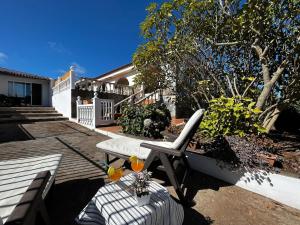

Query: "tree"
<box><xmin>133</xmin><ymin>0</ymin><xmax>300</xmax><ymax>133</ymax></box>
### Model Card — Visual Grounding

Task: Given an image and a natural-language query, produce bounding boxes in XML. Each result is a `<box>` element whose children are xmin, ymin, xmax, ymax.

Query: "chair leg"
<box><xmin>38</xmin><ymin>201</ymin><xmax>51</xmax><ymax>225</ymax></box>
<box><xmin>159</xmin><ymin>153</ymin><xmax>186</xmax><ymax>204</ymax></box>
<box><xmin>105</xmin><ymin>153</ymin><xmax>109</xmax><ymax>165</ymax></box>
<box><xmin>144</xmin><ymin>152</ymin><xmax>157</xmax><ymax>170</ymax></box>
<box><xmin>181</xmin><ymin>154</ymin><xmax>191</xmax><ymax>187</ymax></box>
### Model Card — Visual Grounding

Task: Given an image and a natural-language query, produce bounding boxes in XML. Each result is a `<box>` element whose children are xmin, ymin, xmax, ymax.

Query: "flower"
<box><xmin>132</xmin><ymin>170</ymin><xmax>152</xmax><ymax>196</ymax></box>
<box><xmin>143</xmin><ymin>118</ymin><xmax>153</xmax><ymax>128</ymax></box>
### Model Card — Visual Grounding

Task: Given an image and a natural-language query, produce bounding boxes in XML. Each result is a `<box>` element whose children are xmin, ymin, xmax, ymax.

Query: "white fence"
<box><xmin>52</xmin><ymin>78</ymin><xmax>70</xmax><ymax>95</ymax></box>
<box><xmin>77</xmin><ymin>93</ymin><xmax>114</xmax><ymax>129</ymax></box>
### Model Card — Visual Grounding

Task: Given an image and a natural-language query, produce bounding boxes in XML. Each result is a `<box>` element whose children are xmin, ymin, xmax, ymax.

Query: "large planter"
<box><xmin>186</xmin><ymin>152</ymin><xmax>300</xmax><ymax>210</ymax></box>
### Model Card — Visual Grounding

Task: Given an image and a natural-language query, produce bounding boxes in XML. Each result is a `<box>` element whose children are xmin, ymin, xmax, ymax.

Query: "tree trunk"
<box><xmin>256</xmin><ymin>82</ymin><xmax>273</xmax><ymax>110</ymax></box>
<box><xmin>263</xmin><ymin>106</ymin><xmax>283</xmax><ymax>133</ymax></box>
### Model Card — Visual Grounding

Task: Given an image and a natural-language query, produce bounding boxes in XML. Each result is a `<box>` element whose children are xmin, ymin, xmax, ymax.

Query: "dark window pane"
<box><xmin>25</xmin><ymin>83</ymin><xmax>31</xmax><ymax>97</ymax></box>
<box><xmin>14</xmin><ymin>82</ymin><xmax>25</xmax><ymax>97</ymax></box>
<box><xmin>8</xmin><ymin>81</ymin><xmax>13</xmax><ymax>96</ymax></box>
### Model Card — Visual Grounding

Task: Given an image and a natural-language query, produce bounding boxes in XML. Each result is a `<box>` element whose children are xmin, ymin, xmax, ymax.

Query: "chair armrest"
<box><xmin>5</xmin><ymin>171</ymin><xmax>51</xmax><ymax>225</ymax></box>
<box><xmin>140</xmin><ymin>143</ymin><xmax>182</xmax><ymax>157</ymax></box>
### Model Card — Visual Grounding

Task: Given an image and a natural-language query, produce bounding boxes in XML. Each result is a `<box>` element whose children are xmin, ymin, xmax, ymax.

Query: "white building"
<box><xmin>0</xmin><ymin>67</ymin><xmax>52</xmax><ymax>106</ymax></box>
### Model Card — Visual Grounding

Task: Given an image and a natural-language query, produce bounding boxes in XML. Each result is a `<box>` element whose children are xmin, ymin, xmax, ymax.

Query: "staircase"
<box><xmin>0</xmin><ymin>107</ymin><xmax>68</xmax><ymax>123</ymax></box>
<box><xmin>114</xmin><ymin>89</ymin><xmax>162</xmax><ymax>114</ymax></box>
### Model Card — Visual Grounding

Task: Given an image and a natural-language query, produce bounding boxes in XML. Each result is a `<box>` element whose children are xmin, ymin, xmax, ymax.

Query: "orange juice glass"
<box><xmin>131</xmin><ymin>159</ymin><xmax>144</xmax><ymax>173</ymax></box>
<box><xmin>109</xmin><ymin>167</ymin><xmax>123</xmax><ymax>181</ymax></box>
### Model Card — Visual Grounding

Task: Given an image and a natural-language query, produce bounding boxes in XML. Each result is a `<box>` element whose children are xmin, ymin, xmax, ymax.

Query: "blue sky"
<box><xmin>0</xmin><ymin>0</ymin><xmax>161</xmax><ymax>78</ymax></box>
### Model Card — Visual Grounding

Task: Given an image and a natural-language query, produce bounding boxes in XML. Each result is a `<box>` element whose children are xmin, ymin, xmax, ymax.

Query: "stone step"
<box><xmin>0</xmin><ymin>116</ymin><xmax>68</xmax><ymax>124</ymax></box>
<box><xmin>0</xmin><ymin>109</ymin><xmax>57</xmax><ymax>114</ymax></box>
<box><xmin>0</xmin><ymin>107</ymin><xmax>55</xmax><ymax>111</ymax></box>
<box><xmin>0</xmin><ymin>112</ymin><xmax>63</xmax><ymax>118</ymax></box>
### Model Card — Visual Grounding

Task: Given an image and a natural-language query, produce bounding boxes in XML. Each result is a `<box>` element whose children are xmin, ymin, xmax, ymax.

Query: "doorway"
<box><xmin>32</xmin><ymin>83</ymin><xmax>42</xmax><ymax>105</ymax></box>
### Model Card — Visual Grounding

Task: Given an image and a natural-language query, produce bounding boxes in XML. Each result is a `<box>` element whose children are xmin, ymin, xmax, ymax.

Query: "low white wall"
<box><xmin>52</xmin><ymin>88</ymin><xmax>72</xmax><ymax>118</ymax></box>
<box><xmin>187</xmin><ymin>153</ymin><xmax>300</xmax><ymax>210</ymax></box>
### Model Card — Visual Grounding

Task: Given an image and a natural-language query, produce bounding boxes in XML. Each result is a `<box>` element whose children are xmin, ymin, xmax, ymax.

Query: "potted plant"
<box><xmin>132</xmin><ymin>169</ymin><xmax>152</xmax><ymax>206</ymax></box>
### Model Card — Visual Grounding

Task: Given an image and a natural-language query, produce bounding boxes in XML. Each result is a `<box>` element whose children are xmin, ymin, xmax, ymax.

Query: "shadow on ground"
<box><xmin>0</xmin><ymin>123</ymin><xmax>34</xmax><ymax>143</ymax></box>
<box><xmin>183</xmin><ymin>208</ymin><xmax>214</xmax><ymax>225</ymax></box>
<box><xmin>151</xmin><ymin>169</ymin><xmax>230</xmax><ymax>225</ymax></box>
<box><xmin>47</xmin><ymin>178</ymin><xmax>105</xmax><ymax>225</ymax></box>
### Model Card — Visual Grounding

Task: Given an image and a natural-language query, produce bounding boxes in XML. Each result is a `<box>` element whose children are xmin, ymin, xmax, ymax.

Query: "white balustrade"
<box><xmin>76</xmin><ymin>92</ymin><xmax>114</xmax><ymax>128</ymax></box>
<box><xmin>52</xmin><ymin>77</ymin><xmax>71</xmax><ymax>95</ymax></box>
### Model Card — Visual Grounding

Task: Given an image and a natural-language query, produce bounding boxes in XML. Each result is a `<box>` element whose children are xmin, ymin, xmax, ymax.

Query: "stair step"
<box><xmin>0</xmin><ymin>116</ymin><xmax>68</xmax><ymax>124</ymax></box>
<box><xmin>0</xmin><ymin>110</ymin><xmax>57</xmax><ymax>114</ymax></box>
<box><xmin>0</xmin><ymin>107</ymin><xmax>54</xmax><ymax>111</ymax></box>
<box><xmin>0</xmin><ymin>113</ymin><xmax>63</xmax><ymax>118</ymax></box>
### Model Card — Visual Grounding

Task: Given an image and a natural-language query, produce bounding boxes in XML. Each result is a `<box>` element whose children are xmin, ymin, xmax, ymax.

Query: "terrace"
<box><xmin>0</xmin><ymin>120</ymin><xmax>299</xmax><ymax>225</ymax></box>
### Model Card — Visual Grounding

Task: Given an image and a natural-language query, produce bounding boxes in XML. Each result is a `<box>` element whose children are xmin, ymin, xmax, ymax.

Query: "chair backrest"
<box><xmin>171</xmin><ymin>109</ymin><xmax>205</xmax><ymax>151</ymax></box>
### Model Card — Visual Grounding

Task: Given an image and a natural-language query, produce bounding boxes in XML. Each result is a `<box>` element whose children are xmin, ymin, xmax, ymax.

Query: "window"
<box><xmin>8</xmin><ymin>81</ymin><xmax>31</xmax><ymax>98</ymax></box>
<box><xmin>14</xmin><ymin>82</ymin><xmax>26</xmax><ymax>97</ymax></box>
<box><xmin>8</xmin><ymin>81</ymin><xmax>13</xmax><ymax>96</ymax></box>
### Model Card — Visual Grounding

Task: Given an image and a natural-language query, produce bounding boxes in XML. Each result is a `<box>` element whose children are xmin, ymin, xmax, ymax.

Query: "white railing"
<box><xmin>96</xmin><ymin>99</ymin><xmax>114</xmax><ymax>125</ymax></box>
<box><xmin>76</xmin><ymin>92</ymin><xmax>114</xmax><ymax>128</ymax></box>
<box><xmin>77</xmin><ymin>104</ymin><xmax>94</xmax><ymax>127</ymax></box>
<box><xmin>53</xmin><ymin>77</ymin><xmax>70</xmax><ymax>95</ymax></box>
<box><xmin>98</xmin><ymin>83</ymin><xmax>134</xmax><ymax>95</ymax></box>
<box><xmin>114</xmin><ymin>89</ymin><xmax>145</xmax><ymax>114</ymax></box>
<box><xmin>135</xmin><ymin>89</ymin><xmax>162</xmax><ymax>105</ymax></box>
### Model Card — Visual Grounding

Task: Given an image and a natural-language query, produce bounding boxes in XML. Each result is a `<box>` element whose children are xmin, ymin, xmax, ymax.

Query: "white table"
<box><xmin>76</xmin><ymin>173</ymin><xmax>184</xmax><ymax>225</ymax></box>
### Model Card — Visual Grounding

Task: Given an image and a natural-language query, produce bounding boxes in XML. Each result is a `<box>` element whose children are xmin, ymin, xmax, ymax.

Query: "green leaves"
<box><xmin>134</xmin><ymin>0</ymin><xmax>300</xmax><ymax>131</ymax></box>
<box><xmin>118</xmin><ymin>103</ymin><xmax>171</xmax><ymax>138</ymax></box>
<box><xmin>200</xmin><ymin>96</ymin><xmax>265</xmax><ymax>138</ymax></box>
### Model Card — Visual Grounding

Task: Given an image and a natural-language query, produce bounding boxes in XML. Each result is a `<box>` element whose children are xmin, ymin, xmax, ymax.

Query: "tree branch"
<box><xmin>270</xmin><ymin>59</ymin><xmax>288</xmax><ymax>84</ymax></box>
<box><xmin>226</xmin><ymin>75</ymin><xmax>236</xmax><ymax>97</ymax></box>
<box><xmin>251</xmin><ymin>39</ymin><xmax>270</xmax><ymax>83</ymax></box>
<box><xmin>259</xmin><ymin>103</ymin><xmax>278</xmax><ymax>120</ymax></box>
<box><xmin>214</xmin><ymin>41</ymin><xmax>240</xmax><ymax>46</ymax></box>
<box><xmin>233</xmin><ymin>77</ymin><xmax>241</xmax><ymax>96</ymax></box>
<box><xmin>242</xmin><ymin>77</ymin><xmax>257</xmax><ymax>97</ymax></box>
<box><xmin>206</xmin><ymin>38</ymin><xmax>239</xmax><ymax>46</ymax></box>
<box><xmin>191</xmin><ymin>93</ymin><xmax>202</xmax><ymax>109</ymax></box>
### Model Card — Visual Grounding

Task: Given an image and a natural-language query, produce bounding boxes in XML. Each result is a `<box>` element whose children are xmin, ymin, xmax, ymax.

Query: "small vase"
<box><xmin>135</xmin><ymin>192</ymin><xmax>151</xmax><ymax>206</ymax></box>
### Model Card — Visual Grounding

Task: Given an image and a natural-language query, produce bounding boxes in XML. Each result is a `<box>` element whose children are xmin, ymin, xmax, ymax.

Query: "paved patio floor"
<box><xmin>0</xmin><ymin>121</ymin><xmax>299</xmax><ymax>225</ymax></box>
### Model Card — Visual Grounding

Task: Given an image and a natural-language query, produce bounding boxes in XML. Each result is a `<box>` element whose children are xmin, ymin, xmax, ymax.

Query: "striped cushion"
<box><xmin>0</xmin><ymin>154</ymin><xmax>62</xmax><ymax>223</ymax></box>
<box><xmin>76</xmin><ymin>173</ymin><xmax>184</xmax><ymax>225</ymax></box>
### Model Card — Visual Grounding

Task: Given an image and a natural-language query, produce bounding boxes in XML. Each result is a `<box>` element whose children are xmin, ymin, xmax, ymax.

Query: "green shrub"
<box><xmin>118</xmin><ymin>102</ymin><xmax>171</xmax><ymax>138</ymax></box>
<box><xmin>200</xmin><ymin>96</ymin><xmax>265</xmax><ymax>137</ymax></box>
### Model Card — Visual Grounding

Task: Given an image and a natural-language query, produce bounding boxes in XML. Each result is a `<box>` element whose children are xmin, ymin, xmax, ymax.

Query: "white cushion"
<box><xmin>0</xmin><ymin>154</ymin><xmax>62</xmax><ymax>223</ymax></box>
<box><xmin>172</xmin><ymin>109</ymin><xmax>204</xmax><ymax>149</ymax></box>
<box><xmin>96</xmin><ymin>109</ymin><xmax>204</xmax><ymax>160</ymax></box>
<box><xmin>96</xmin><ymin>137</ymin><xmax>173</xmax><ymax>160</ymax></box>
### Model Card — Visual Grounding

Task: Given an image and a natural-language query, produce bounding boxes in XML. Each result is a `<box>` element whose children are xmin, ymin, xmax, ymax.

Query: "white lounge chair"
<box><xmin>0</xmin><ymin>154</ymin><xmax>62</xmax><ymax>225</ymax></box>
<box><xmin>96</xmin><ymin>109</ymin><xmax>205</xmax><ymax>204</ymax></box>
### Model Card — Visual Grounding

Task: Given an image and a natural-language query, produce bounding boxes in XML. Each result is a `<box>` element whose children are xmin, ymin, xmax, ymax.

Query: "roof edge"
<box><xmin>0</xmin><ymin>67</ymin><xmax>50</xmax><ymax>80</ymax></box>
<box><xmin>95</xmin><ymin>63</ymin><xmax>133</xmax><ymax>79</ymax></box>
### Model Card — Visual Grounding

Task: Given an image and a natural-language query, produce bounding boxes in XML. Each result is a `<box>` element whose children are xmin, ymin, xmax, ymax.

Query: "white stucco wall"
<box><xmin>52</xmin><ymin>88</ymin><xmax>72</xmax><ymax>118</ymax></box>
<box><xmin>51</xmin><ymin>70</ymin><xmax>76</xmax><ymax>118</ymax></box>
<box><xmin>0</xmin><ymin>74</ymin><xmax>51</xmax><ymax>106</ymax></box>
<box><xmin>125</xmin><ymin>70</ymin><xmax>138</xmax><ymax>86</ymax></box>
<box><xmin>187</xmin><ymin>153</ymin><xmax>300</xmax><ymax>210</ymax></box>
